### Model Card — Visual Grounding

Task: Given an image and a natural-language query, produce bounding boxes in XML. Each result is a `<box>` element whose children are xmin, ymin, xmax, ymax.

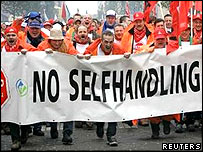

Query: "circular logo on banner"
<box><xmin>16</xmin><ymin>79</ymin><xmax>28</xmax><ymax>97</ymax></box>
<box><xmin>1</xmin><ymin>69</ymin><xmax>10</xmax><ymax>108</ymax></box>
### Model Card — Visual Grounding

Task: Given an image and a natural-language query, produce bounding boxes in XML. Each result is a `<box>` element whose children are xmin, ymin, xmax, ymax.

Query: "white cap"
<box><xmin>21</xmin><ymin>22</ymin><xmax>27</xmax><ymax>27</ymax></box>
<box><xmin>106</xmin><ymin>10</ymin><xmax>116</xmax><ymax>17</ymax></box>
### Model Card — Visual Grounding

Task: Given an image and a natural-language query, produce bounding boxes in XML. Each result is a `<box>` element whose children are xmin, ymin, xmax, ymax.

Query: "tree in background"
<box><xmin>1</xmin><ymin>1</ymin><xmax>57</xmax><ymax>20</ymax></box>
<box><xmin>97</xmin><ymin>1</ymin><xmax>143</xmax><ymax>20</ymax></box>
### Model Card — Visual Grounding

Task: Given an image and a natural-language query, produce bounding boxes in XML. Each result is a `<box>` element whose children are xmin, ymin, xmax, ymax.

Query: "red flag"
<box><xmin>125</xmin><ymin>1</ymin><xmax>130</xmax><ymax>17</ymax></box>
<box><xmin>61</xmin><ymin>2</ymin><xmax>66</xmax><ymax>20</ymax></box>
<box><xmin>170</xmin><ymin>1</ymin><xmax>179</xmax><ymax>37</ymax></box>
<box><xmin>166</xmin><ymin>39</ymin><xmax>179</xmax><ymax>55</ymax></box>
<box><xmin>195</xmin><ymin>1</ymin><xmax>202</xmax><ymax>12</ymax></box>
<box><xmin>179</xmin><ymin>1</ymin><xmax>193</xmax><ymax>35</ymax></box>
<box><xmin>143</xmin><ymin>1</ymin><xmax>157</xmax><ymax>23</ymax></box>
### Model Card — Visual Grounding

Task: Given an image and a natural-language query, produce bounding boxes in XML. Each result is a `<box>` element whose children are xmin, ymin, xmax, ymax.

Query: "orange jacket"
<box><xmin>84</xmin><ymin>38</ymin><xmax>125</xmax><ymax>56</ymax></box>
<box><xmin>1</xmin><ymin>39</ymin><xmax>38</xmax><ymax>52</ymax></box>
<box><xmin>65</xmin><ymin>27</ymin><xmax>75</xmax><ymax>40</ymax></box>
<box><xmin>120</xmin><ymin>25</ymin><xmax>154</xmax><ymax>53</ymax></box>
<box><xmin>37</xmin><ymin>38</ymin><xmax>79</xmax><ymax>55</ymax></box>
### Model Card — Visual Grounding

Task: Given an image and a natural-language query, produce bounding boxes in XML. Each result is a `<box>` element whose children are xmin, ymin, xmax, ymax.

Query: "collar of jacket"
<box><xmin>128</xmin><ymin>25</ymin><xmax>151</xmax><ymax>38</ymax></box>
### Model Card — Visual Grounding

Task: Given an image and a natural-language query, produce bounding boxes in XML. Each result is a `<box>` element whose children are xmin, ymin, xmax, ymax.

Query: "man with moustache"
<box><xmin>121</xmin><ymin>12</ymin><xmax>153</xmax><ymax>54</ymax></box>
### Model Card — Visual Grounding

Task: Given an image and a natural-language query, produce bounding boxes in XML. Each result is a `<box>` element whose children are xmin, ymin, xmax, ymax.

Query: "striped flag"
<box><xmin>125</xmin><ymin>1</ymin><xmax>130</xmax><ymax>17</ymax></box>
<box><xmin>61</xmin><ymin>2</ymin><xmax>67</xmax><ymax>20</ymax></box>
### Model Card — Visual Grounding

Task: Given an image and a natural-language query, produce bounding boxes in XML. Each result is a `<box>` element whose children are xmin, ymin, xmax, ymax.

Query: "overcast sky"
<box><xmin>65</xmin><ymin>1</ymin><xmax>98</xmax><ymax>16</ymax></box>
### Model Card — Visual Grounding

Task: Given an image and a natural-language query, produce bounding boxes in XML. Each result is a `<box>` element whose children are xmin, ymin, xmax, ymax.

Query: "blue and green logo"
<box><xmin>16</xmin><ymin>79</ymin><xmax>28</xmax><ymax>97</ymax></box>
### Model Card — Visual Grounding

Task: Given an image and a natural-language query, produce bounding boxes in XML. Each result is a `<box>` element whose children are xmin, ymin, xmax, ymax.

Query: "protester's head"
<box><xmin>73</xmin><ymin>13</ymin><xmax>82</xmax><ymax>22</ymax></box>
<box><xmin>4</xmin><ymin>27</ymin><xmax>18</xmax><ymax>46</ymax></box>
<box><xmin>101</xmin><ymin>30</ymin><xmax>114</xmax><ymax>53</ymax></box>
<box><xmin>73</xmin><ymin>19</ymin><xmax>82</xmax><ymax>32</ymax></box>
<box><xmin>114</xmin><ymin>23</ymin><xmax>125</xmax><ymax>41</ymax></box>
<box><xmin>28</xmin><ymin>20</ymin><xmax>41</xmax><ymax>38</ymax></box>
<box><xmin>43</xmin><ymin>21</ymin><xmax>52</xmax><ymax>31</ymax></box>
<box><xmin>48</xmin><ymin>28</ymin><xmax>64</xmax><ymax>50</ymax></box>
<box><xmin>133</xmin><ymin>12</ymin><xmax>145</xmax><ymax>31</ymax></box>
<box><xmin>154</xmin><ymin>28</ymin><xmax>167</xmax><ymax>48</ymax></box>
<box><xmin>76</xmin><ymin>25</ymin><xmax>88</xmax><ymax>42</ymax></box>
<box><xmin>1</xmin><ymin>23</ymin><xmax>7</xmax><ymax>31</ymax></box>
<box><xmin>148</xmin><ymin>16</ymin><xmax>156</xmax><ymax>25</ymax></box>
<box><xmin>164</xmin><ymin>14</ymin><xmax>172</xmax><ymax>29</ymax></box>
<box><xmin>67</xmin><ymin>18</ymin><xmax>74</xmax><ymax>27</ymax></box>
<box><xmin>119</xmin><ymin>15</ymin><xmax>131</xmax><ymax>27</ymax></box>
<box><xmin>82</xmin><ymin>14</ymin><xmax>93</xmax><ymax>29</ymax></box>
<box><xmin>91</xmin><ymin>20</ymin><xmax>98</xmax><ymax>31</ymax></box>
<box><xmin>193</xmin><ymin>14</ymin><xmax>202</xmax><ymax>31</ymax></box>
<box><xmin>180</xmin><ymin>27</ymin><xmax>190</xmax><ymax>41</ymax></box>
<box><xmin>25</xmin><ymin>11</ymin><xmax>42</xmax><ymax>24</ymax></box>
<box><xmin>154</xmin><ymin>18</ymin><xmax>165</xmax><ymax>29</ymax></box>
<box><xmin>106</xmin><ymin>10</ymin><xmax>116</xmax><ymax>26</ymax></box>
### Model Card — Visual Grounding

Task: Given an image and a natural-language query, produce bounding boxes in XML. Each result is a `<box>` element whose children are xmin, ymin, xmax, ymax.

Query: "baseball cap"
<box><xmin>133</xmin><ymin>12</ymin><xmax>144</xmax><ymax>21</ymax></box>
<box><xmin>43</xmin><ymin>21</ymin><xmax>52</xmax><ymax>27</ymax></box>
<box><xmin>4</xmin><ymin>27</ymin><xmax>18</xmax><ymax>35</ymax></box>
<box><xmin>193</xmin><ymin>13</ymin><xmax>202</xmax><ymax>20</ymax></box>
<box><xmin>154</xmin><ymin>28</ymin><xmax>167</xmax><ymax>39</ymax></box>
<box><xmin>28</xmin><ymin>20</ymin><xmax>41</xmax><ymax>28</ymax></box>
<box><xmin>106</xmin><ymin>10</ymin><xmax>116</xmax><ymax>17</ymax></box>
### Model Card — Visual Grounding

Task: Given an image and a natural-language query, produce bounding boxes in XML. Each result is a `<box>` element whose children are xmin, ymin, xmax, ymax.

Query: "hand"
<box><xmin>84</xmin><ymin>54</ymin><xmax>91</xmax><ymax>60</ymax></box>
<box><xmin>21</xmin><ymin>49</ymin><xmax>27</xmax><ymax>55</ymax></box>
<box><xmin>147</xmin><ymin>46</ymin><xmax>155</xmax><ymax>53</ymax></box>
<box><xmin>45</xmin><ymin>48</ymin><xmax>53</xmax><ymax>54</ymax></box>
<box><xmin>124</xmin><ymin>52</ymin><xmax>131</xmax><ymax>59</ymax></box>
<box><xmin>76</xmin><ymin>53</ymin><xmax>84</xmax><ymax>59</ymax></box>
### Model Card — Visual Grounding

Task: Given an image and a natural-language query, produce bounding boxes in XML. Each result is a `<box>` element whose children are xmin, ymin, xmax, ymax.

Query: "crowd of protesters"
<box><xmin>1</xmin><ymin>5</ymin><xmax>202</xmax><ymax>150</ymax></box>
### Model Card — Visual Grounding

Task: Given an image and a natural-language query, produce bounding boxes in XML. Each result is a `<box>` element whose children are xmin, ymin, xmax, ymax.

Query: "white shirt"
<box><xmin>97</xmin><ymin>44</ymin><xmax>112</xmax><ymax>56</ymax></box>
<box><xmin>76</xmin><ymin>43</ymin><xmax>89</xmax><ymax>54</ymax></box>
<box><xmin>133</xmin><ymin>35</ymin><xmax>147</xmax><ymax>51</ymax></box>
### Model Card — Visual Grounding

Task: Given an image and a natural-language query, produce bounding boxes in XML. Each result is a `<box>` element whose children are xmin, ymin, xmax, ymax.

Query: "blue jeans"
<box><xmin>96</xmin><ymin>122</ymin><xmax>117</xmax><ymax>137</ymax></box>
<box><xmin>50</xmin><ymin>121</ymin><xmax>73</xmax><ymax>135</ymax></box>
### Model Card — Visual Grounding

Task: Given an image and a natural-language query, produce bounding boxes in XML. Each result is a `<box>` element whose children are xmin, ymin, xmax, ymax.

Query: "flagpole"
<box><xmin>158</xmin><ymin>1</ymin><xmax>164</xmax><ymax>19</ymax></box>
<box><xmin>190</xmin><ymin>7</ymin><xmax>193</xmax><ymax>45</ymax></box>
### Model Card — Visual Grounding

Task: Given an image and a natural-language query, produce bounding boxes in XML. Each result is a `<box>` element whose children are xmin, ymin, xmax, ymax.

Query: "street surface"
<box><xmin>1</xmin><ymin>122</ymin><xmax>202</xmax><ymax>151</ymax></box>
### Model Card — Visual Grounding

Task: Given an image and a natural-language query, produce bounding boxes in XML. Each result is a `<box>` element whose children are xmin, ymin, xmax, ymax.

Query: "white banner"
<box><xmin>1</xmin><ymin>45</ymin><xmax>202</xmax><ymax>125</ymax></box>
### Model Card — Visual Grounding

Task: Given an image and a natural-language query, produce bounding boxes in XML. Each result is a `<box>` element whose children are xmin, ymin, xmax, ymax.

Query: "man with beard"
<box><xmin>121</xmin><ymin>12</ymin><xmax>153</xmax><ymax>54</ymax></box>
<box><xmin>83</xmin><ymin>30</ymin><xmax>125</xmax><ymax>146</ymax></box>
<box><xmin>1</xmin><ymin>26</ymin><xmax>37</xmax><ymax>150</ymax></box>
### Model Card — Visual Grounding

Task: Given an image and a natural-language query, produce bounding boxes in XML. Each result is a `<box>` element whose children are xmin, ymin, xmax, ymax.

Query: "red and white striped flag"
<box><xmin>125</xmin><ymin>1</ymin><xmax>130</xmax><ymax>17</ymax></box>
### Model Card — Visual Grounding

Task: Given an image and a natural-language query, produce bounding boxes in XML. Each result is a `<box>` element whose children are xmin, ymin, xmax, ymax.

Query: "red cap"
<box><xmin>48</xmin><ymin>18</ymin><xmax>54</xmax><ymax>25</ymax></box>
<box><xmin>67</xmin><ymin>18</ymin><xmax>74</xmax><ymax>25</ymax></box>
<box><xmin>4</xmin><ymin>27</ymin><xmax>18</xmax><ymax>35</ymax></box>
<box><xmin>133</xmin><ymin>12</ymin><xmax>144</xmax><ymax>21</ymax></box>
<box><xmin>154</xmin><ymin>28</ymin><xmax>167</xmax><ymax>39</ymax></box>
<box><xmin>193</xmin><ymin>14</ymin><xmax>202</xmax><ymax>20</ymax></box>
<box><xmin>44</xmin><ymin>21</ymin><xmax>52</xmax><ymax>27</ymax></box>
